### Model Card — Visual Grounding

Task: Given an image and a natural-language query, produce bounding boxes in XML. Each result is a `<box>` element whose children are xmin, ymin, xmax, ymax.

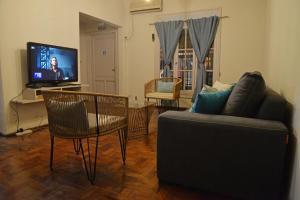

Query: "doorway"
<box><xmin>92</xmin><ymin>32</ymin><xmax>116</xmax><ymax>94</ymax></box>
<box><xmin>79</xmin><ymin>13</ymin><xmax>118</xmax><ymax>94</ymax></box>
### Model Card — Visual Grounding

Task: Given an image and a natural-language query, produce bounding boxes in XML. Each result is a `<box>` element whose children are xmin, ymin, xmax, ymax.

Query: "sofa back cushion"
<box><xmin>157</xmin><ymin>80</ymin><xmax>173</xmax><ymax>93</ymax></box>
<box><xmin>256</xmin><ymin>89</ymin><xmax>287</xmax><ymax>123</ymax></box>
<box><xmin>222</xmin><ymin>71</ymin><xmax>266</xmax><ymax>117</ymax></box>
<box><xmin>213</xmin><ymin>81</ymin><xmax>233</xmax><ymax>91</ymax></box>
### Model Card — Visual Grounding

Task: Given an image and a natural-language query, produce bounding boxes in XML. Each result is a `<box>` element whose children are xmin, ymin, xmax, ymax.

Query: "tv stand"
<box><xmin>26</xmin><ymin>83</ymin><xmax>44</xmax><ymax>89</ymax></box>
<box><xmin>56</xmin><ymin>82</ymin><xmax>73</xmax><ymax>87</ymax></box>
<box><xmin>13</xmin><ymin>84</ymin><xmax>82</xmax><ymax>104</ymax></box>
<box><xmin>26</xmin><ymin>82</ymin><xmax>79</xmax><ymax>88</ymax></box>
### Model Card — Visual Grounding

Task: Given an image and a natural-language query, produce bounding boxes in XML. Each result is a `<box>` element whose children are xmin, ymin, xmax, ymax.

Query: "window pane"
<box><xmin>179</xmin><ymin>31</ymin><xmax>185</xmax><ymax>49</ymax></box>
<box><xmin>178</xmin><ymin>50</ymin><xmax>184</xmax><ymax>70</ymax></box>
<box><xmin>169</xmin><ymin>62</ymin><xmax>174</xmax><ymax>71</ymax></box>
<box><xmin>160</xmin><ymin>49</ymin><xmax>164</xmax><ymax>70</ymax></box>
<box><xmin>178</xmin><ymin>71</ymin><xmax>192</xmax><ymax>90</ymax></box>
<box><xmin>186</xmin><ymin>50</ymin><xmax>193</xmax><ymax>70</ymax></box>
<box><xmin>168</xmin><ymin>70</ymin><xmax>174</xmax><ymax>77</ymax></box>
<box><xmin>205</xmin><ymin>71</ymin><xmax>213</xmax><ymax>86</ymax></box>
<box><xmin>160</xmin><ymin>48</ymin><xmax>174</xmax><ymax>76</ymax></box>
<box><xmin>204</xmin><ymin>42</ymin><xmax>214</xmax><ymax>74</ymax></box>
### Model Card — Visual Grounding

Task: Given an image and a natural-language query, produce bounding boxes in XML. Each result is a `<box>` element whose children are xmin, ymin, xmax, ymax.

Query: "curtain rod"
<box><xmin>149</xmin><ymin>16</ymin><xmax>229</xmax><ymax>25</ymax></box>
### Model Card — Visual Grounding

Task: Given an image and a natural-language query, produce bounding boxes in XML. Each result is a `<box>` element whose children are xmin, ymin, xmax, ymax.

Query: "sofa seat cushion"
<box><xmin>222</xmin><ymin>71</ymin><xmax>266</xmax><ymax>117</ymax></box>
<box><xmin>146</xmin><ymin>92</ymin><xmax>174</xmax><ymax>100</ymax></box>
<box><xmin>88</xmin><ymin>114</ymin><xmax>127</xmax><ymax>135</ymax></box>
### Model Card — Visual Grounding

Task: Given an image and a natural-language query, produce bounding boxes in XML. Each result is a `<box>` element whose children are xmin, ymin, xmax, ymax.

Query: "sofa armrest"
<box><xmin>159</xmin><ymin>111</ymin><xmax>288</xmax><ymax>135</ymax></box>
<box><xmin>157</xmin><ymin>111</ymin><xmax>288</xmax><ymax>200</ymax></box>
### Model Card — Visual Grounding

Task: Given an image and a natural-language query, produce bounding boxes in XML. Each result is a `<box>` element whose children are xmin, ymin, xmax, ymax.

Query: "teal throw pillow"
<box><xmin>157</xmin><ymin>81</ymin><xmax>173</xmax><ymax>93</ymax></box>
<box><xmin>191</xmin><ymin>88</ymin><xmax>232</xmax><ymax>114</ymax></box>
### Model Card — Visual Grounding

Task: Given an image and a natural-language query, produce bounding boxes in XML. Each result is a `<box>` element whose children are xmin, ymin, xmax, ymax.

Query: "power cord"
<box><xmin>9</xmin><ymin>88</ymin><xmax>26</xmax><ymax>133</ymax></box>
<box><xmin>125</xmin><ymin>15</ymin><xmax>135</xmax><ymax>40</ymax></box>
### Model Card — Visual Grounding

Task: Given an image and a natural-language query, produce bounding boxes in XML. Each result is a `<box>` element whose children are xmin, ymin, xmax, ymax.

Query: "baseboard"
<box><xmin>2</xmin><ymin>123</ymin><xmax>48</xmax><ymax>136</ymax></box>
<box><xmin>1</xmin><ymin>131</ymin><xmax>16</xmax><ymax>136</ymax></box>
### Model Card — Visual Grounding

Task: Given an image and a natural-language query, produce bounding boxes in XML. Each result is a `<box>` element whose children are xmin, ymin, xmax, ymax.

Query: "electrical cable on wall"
<box><xmin>125</xmin><ymin>15</ymin><xmax>135</xmax><ymax>40</ymax></box>
<box><xmin>10</xmin><ymin>88</ymin><xmax>44</xmax><ymax>137</ymax></box>
<box><xmin>33</xmin><ymin>114</ymin><xmax>45</xmax><ymax>133</ymax></box>
<box><xmin>9</xmin><ymin>88</ymin><xmax>26</xmax><ymax>133</ymax></box>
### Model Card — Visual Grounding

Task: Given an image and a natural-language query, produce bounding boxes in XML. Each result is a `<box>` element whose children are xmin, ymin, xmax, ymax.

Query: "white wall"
<box><xmin>0</xmin><ymin>0</ymin><xmax>126</xmax><ymax>135</ymax></box>
<box><xmin>265</xmin><ymin>0</ymin><xmax>300</xmax><ymax>199</ymax></box>
<box><xmin>123</xmin><ymin>0</ymin><xmax>267</xmax><ymax>100</ymax></box>
<box><xmin>0</xmin><ymin>55</ymin><xmax>4</xmax><ymax>133</ymax></box>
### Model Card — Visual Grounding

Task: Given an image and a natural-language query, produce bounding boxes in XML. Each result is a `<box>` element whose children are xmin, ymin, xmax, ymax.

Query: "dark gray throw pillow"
<box><xmin>222</xmin><ymin>71</ymin><xmax>266</xmax><ymax>117</ymax></box>
<box><xmin>256</xmin><ymin>89</ymin><xmax>287</xmax><ymax>123</ymax></box>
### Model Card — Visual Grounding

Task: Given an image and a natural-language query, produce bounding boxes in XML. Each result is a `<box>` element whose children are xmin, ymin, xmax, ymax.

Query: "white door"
<box><xmin>92</xmin><ymin>32</ymin><xmax>116</xmax><ymax>94</ymax></box>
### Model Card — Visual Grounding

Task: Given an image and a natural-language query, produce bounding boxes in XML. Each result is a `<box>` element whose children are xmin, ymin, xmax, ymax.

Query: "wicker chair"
<box><xmin>42</xmin><ymin>90</ymin><xmax>128</xmax><ymax>184</ymax></box>
<box><xmin>144</xmin><ymin>78</ymin><xmax>182</xmax><ymax>109</ymax></box>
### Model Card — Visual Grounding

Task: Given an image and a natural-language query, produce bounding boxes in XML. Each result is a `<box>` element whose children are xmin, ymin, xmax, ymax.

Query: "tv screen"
<box><xmin>27</xmin><ymin>42</ymin><xmax>78</xmax><ymax>84</ymax></box>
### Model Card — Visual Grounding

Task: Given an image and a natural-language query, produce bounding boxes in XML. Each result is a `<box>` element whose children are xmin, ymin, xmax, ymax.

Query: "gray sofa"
<box><xmin>157</xmin><ymin>73</ymin><xmax>289</xmax><ymax>200</ymax></box>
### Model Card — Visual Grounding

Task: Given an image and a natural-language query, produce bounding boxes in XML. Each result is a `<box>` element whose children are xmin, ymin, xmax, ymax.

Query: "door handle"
<box><xmin>112</xmin><ymin>69</ymin><xmax>115</xmax><ymax>72</ymax></box>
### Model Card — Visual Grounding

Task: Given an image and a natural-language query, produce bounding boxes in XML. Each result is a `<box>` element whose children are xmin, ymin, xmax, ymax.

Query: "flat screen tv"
<box><xmin>27</xmin><ymin>42</ymin><xmax>78</xmax><ymax>85</ymax></box>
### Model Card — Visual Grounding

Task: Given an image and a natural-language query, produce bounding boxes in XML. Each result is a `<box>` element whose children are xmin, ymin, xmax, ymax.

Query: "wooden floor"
<box><xmin>0</xmin><ymin>112</ymin><xmax>231</xmax><ymax>200</ymax></box>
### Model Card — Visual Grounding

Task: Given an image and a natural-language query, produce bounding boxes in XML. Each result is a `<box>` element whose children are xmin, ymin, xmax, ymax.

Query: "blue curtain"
<box><xmin>188</xmin><ymin>16</ymin><xmax>219</xmax><ymax>101</ymax></box>
<box><xmin>155</xmin><ymin>21</ymin><xmax>184</xmax><ymax>77</ymax></box>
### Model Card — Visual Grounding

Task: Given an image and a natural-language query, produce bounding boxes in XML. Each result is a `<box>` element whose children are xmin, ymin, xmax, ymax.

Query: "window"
<box><xmin>203</xmin><ymin>43</ymin><xmax>215</xmax><ymax>86</ymax></box>
<box><xmin>159</xmin><ymin>22</ymin><xmax>218</xmax><ymax>91</ymax></box>
<box><xmin>176</xmin><ymin>27</ymin><xmax>193</xmax><ymax>90</ymax></box>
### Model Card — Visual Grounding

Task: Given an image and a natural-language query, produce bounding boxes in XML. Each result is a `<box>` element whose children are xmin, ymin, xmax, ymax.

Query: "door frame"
<box><xmin>90</xmin><ymin>29</ymin><xmax>119</xmax><ymax>94</ymax></box>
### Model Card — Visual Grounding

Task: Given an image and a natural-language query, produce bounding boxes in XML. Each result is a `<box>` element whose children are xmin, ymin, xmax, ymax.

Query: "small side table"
<box><xmin>128</xmin><ymin>102</ymin><xmax>155</xmax><ymax>138</ymax></box>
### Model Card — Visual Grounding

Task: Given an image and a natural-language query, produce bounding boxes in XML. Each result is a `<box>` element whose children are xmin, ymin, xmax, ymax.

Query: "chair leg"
<box><xmin>118</xmin><ymin>128</ymin><xmax>128</xmax><ymax>165</ymax></box>
<box><xmin>73</xmin><ymin>139</ymin><xmax>81</xmax><ymax>155</ymax></box>
<box><xmin>50</xmin><ymin>136</ymin><xmax>54</xmax><ymax>171</ymax></box>
<box><xmin>79</xmin><ymin>137</ymin><xmax>99</xmax><ymax>185</ymax></box>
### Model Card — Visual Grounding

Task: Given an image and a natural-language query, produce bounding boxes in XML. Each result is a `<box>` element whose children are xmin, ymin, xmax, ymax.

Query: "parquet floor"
<box><xmin>0</xmin><ymin>111</ymin><xmax>230</xmax><ymax>200</ymax></box>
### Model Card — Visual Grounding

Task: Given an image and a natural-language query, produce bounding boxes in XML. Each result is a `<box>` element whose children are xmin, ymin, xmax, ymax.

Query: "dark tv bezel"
<box><xmin>27</xmin><ymin>42</ymin><xmax>78</xmax><ymax>84</ymax></box>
